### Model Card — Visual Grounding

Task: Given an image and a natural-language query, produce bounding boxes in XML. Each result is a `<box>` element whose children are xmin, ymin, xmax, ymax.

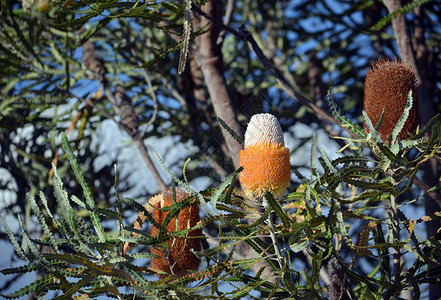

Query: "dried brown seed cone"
<box><xmin>363</xmin><ymin>59</ymin><xmax>420</xmax><ymax>144</ymax></box>
<box><xmin>150</xmin><ymin>189</ymin><xmax>201</xmax><ymax>278</ymax></box>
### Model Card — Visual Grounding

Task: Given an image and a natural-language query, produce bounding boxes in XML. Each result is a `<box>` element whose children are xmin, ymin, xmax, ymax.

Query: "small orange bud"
<box><xmin>150</xmin><ymin>189</ymin><xmax>201</xmax><ymax>278</ymax></box>
<box><xmin>363</xmin><ymin>59</ymin><xmax>420</xmax><ymax>143</ymax></box>
<box><xmin>239</xmin><ymin>114</ymin><xmax>291</xmax><ymax>198</ymax></box>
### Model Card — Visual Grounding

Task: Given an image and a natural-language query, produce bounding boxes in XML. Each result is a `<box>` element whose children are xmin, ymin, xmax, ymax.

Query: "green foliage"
<box><xmin>2</xmin><ymin>0</ymin><xmax>441</xmax><ymax>298</ymax></box>
<box><xmin>2</xmin><ymin>104</ymin><xmax>441</xmax><ymax>298</ymax></box>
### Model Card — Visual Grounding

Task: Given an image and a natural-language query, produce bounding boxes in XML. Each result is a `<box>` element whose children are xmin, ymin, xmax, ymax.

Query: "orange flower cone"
<box><xmin>363</xmin><ymin>59</ymin><xmax>420</xmax><ymax>143</ymax></box>
<box><xmin>149</xmin><ymin>189</ymin><xmax>201</xmax><ymax>278</ymax></box>
<box><xmin>239</xmin><ymin>113</ymin><xmax>291</xmax><ymax>198</ymax></box>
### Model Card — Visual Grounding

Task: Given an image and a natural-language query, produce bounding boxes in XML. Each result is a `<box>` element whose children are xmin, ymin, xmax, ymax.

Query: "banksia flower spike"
<box><xmin>239</xmin><ymin>113</ymin><xmax>291</xmax><ymax>199</ymax></box>
<box><xmin>150</xmin><ymin>189</ymin><xmax>201</xmax><ymax>278</ymax></box>
<box><xmin>363</xmin><ymin>59</ymin><xmax>420</xmax><ymax>144</ymax></box>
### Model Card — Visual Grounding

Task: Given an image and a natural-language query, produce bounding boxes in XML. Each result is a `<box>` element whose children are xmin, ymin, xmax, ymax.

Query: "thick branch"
<box><xmin>193</xmin><ymin>0</ymin><xmax>243</xmax><ymax>169</ymax></box>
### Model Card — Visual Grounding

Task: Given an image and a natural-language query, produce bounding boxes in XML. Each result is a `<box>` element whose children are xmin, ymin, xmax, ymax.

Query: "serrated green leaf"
<box><xmin>310</xmin><ymin>133</ymin><xmax>318</xmax><ymax>181</ymax></box>
<box><xmin>217</xmin><ymin>117</ymin><xmax>244</xmax><ymax>146</ymax></box>
<box><xmin>122</xmin><ymin>197</ymin><xmax>162</xmax><ymax>231</ymax></box>
<box><xmin>61</xmin><ymin>133</ymin><xmax>105</xmax><ymax>243</ymax></box>
<box><xmin>327</xmin><ymin>89</ymin><xmax>365</xmax><ymax>137</ymax></box>
<box><xmin>264</xmin><ymin>191</ymin><xmax>292</xmax><ymax>228</ymax></box>
<box><xmin>27</xmin><ymin>192</ymin><xmax>59</xmax><ymax>254</ymax></box>
<box><xmin>17</xmin><ymin>215</ymin><xmax>51</xmax><ymax>269</ymax></box>
<box><xmin>1</xmin><ymin>274</ymin><xmax>58</xmax><ymax>299</ymax></box>
<box><xmin>391</xmin><ymin>90</ymin><xmax>413</xmax><ymax>146</ymax></box>
<box><xmin>178</xmin><ymin>0</ymin><xmax>191</xmax><ymax>74</ymax></box>
<box><xmin>0</xmin><ymin>215</ymin><xmax>28</xmax><ymax>262</ymax></box>
<box><xmin>319</xmin><ymin>148</ymin><xmax>339</xmax><ymax>174</ymax></box>
<box><xmin>362</xmin><ymin>110</ymin><xmax>383</xmax><ymax>145</ymax></box>
<box><xmin>210</xmin><ymin>167</ymin><xmax>242</xmax><ymax>207</ymax></box>
<box><xmin>370</xmin><ymin>0</ymin><xmax>432</xmax><ymax>31</ymax></box>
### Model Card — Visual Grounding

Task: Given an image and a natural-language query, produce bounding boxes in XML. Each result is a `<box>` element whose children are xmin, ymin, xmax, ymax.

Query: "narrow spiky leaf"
<box><xmin>61</xmin><ymin>133</ymin><xmax>105</xmax><ymax>242</ymax></box>
<box><xmin>217</xmin><ymin>117</ymin><xmax>244</xmax><ymax>145</ymax></box>
<box><xmin>17</xmin><ymin>216</ymin><xmax>51</xmax><ymax>270</ymax></box>
<box><xmin>122</xmin><ymin>197</ymin><xmax>162</xmax><ymax>230</ymax></box>
<box><xmin>327</xmin><ymin>89</ymin><xmax>365</xmax><ymax>137</ymax></box>
<box><xmin>178</xmin><ymin>0</ymin><xmax>191</xmax><ymax>74</ymax></box>
<box><xmin>363</xmin><ymin>111</ymin><xmax>383</xmax><ymax>145</ymax></box>
<box><xmin>211</xmin><ymin>167</ymin><xmax>243</xmax><ymax>207</ymax></box>
<box><xmin>42</xmin><ymin>253</ymin><xmax>131</xmax><ymax>279</ymax></box>
<box><xmin>391</xmin><ymin>90</ymin><xmax>414</xmax><ymax>146</ymax></box>
<box><xmin>1</xmin><ymin>274</ymin><xmax>58</xmax><ymax>299</ymax></box>
<box><xmin>27</xmin><ymin>193</ymin><xmax>59</xmax><ymax>254</ymax></box>
<box><xmin>370</xmin><ymin>0</ymin><xmax>432</xmax><ymax>31</ymax></box>
<box><xmin>39</xmin><ymin>192</ymin><xmax>56</xmax><ymax>223</ymax></box>
<box><xmin>0</xmin><ymin>215</ymin><xmax>28</xmax><ymax>261</ymax></box>
<box><xmin>320</xmin><ymin>148</ymin><xmax>339</xmax><ymax>175</ymax></box>
<box><xmin>52</xmin><ymin>166</ymin><xmax>95</xmax><ymax>256</ymax></box>
<box><xmin>264</xmin><ymin>191</ymin><xmax>292</xmax><ymax>227</ymax></box>
<box><xmin>310</xmin><ymin>133</ymin><xmax>318</xmax><ymax>181</ymax></box>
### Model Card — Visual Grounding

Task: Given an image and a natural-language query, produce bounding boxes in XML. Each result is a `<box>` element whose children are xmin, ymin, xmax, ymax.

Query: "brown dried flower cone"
<box><xmin>363</xmin><ymin>59</ymin><xmax>420</xmax><ymax>143</ymax></box>
<box><xmin>150</xmin><ymin>189</ymin><xmax>201</xmax><ymax>278</ymax></box>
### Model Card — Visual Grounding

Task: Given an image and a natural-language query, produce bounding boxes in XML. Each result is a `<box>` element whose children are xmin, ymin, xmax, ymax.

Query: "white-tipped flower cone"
<box><xmin>239</xmin><ymin>113</ymin><xmax>290</xmax><ymax>199</ymax></box>
<box><xmin>244</xmin><ymin>113</ymin><xmax>284</xmax><ymax>147</ymax></box>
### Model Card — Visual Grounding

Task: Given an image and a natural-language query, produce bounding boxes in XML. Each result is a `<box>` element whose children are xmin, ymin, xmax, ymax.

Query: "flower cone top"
<box><xmin>239</xmin><ymin>113</ymin><xmax>290</xmax><ymax>199</ymax></box>
<box><xmin>363</xmin><ymin>59</ymin><xmax>420</xmax><ymax>144</ymax></box>
<box><xmin>149</xmin><ymin>188</ymin><xmax>201</xmax><ymax>278</ymax></box>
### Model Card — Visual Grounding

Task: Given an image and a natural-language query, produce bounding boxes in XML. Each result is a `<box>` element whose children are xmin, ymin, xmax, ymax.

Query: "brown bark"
<box><xmin>177</xmin><ymin>58</ymin><xmax>228</xmax><ymax>178</ymax></box>
<box><xmin>192</xmin><ymin>0</ymin><xmax>243</xmax><ymax>169</ymax></box>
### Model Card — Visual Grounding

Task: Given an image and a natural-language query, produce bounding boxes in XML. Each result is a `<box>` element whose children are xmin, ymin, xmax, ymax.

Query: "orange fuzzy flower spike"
<box><xmin>150</xmin><ymin>189</ymin><xmax>201</xmax><ymax>278</ymax></box>
<box><xmin>363</xmin><ymin>59</ymin><xmax>420</xmax><ymax>144</ymax></box>
<box><xmin>239</xmin><ymin>113</ymin><xmax>291</xmax><ymax>198</ymax></box>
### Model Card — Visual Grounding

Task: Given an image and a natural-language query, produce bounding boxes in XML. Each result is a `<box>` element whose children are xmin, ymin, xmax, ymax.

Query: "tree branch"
<box><xmin>192</xmin><ymin>0</ymin><xmax>243</xmax><ymax>169</ymax></box>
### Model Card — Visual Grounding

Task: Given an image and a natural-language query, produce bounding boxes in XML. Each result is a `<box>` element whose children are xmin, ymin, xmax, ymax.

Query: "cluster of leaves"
<box><xmin>2</xmin><ymin>93</ymin><xmax>441</xmax><ymax>298</ymax></box>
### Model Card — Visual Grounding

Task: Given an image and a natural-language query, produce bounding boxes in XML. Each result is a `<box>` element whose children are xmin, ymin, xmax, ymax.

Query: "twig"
<box><xmin>123</xmin><ymin>30</ymin><xmax>159</xmax><ymax>139</ymax></box>
<box><xmin>133</xmin><ymin>136</ymin><xmax>167</xmax><ymax>191</ymax></box>
<box><xmin>216</xmin><ymin>0</ymin><xmax>235</xmax><ymax>46</ymax></box>
<box><xmin>261</xmin><ymin>195</ymin><xmax>285</xmax><ymax>270</ymax></box>
<box><xmin>102</xmin><ymin>84</ymin><xmax>167</xmax><ymax>191</ymax></box>
<box><xmin>388</xmin><ymin>177</ymin><xmax>402</xmax><ymax>294</ymax></box>
<box><xmin>413</xmin><ymin>176</ymin><xmax>441</xmax><ymax>207</ymax></box>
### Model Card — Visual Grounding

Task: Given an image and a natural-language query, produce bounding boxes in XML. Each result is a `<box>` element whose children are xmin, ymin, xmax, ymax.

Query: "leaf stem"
<box><xmin>388</xmin><ymin>175</ymin><xmax>405</xmax><ymax>296</ymax></box>
<box><xmin>262</xmin><ymin>194</ymin><xmax>285</xmax><ymax>270</ymax></box>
